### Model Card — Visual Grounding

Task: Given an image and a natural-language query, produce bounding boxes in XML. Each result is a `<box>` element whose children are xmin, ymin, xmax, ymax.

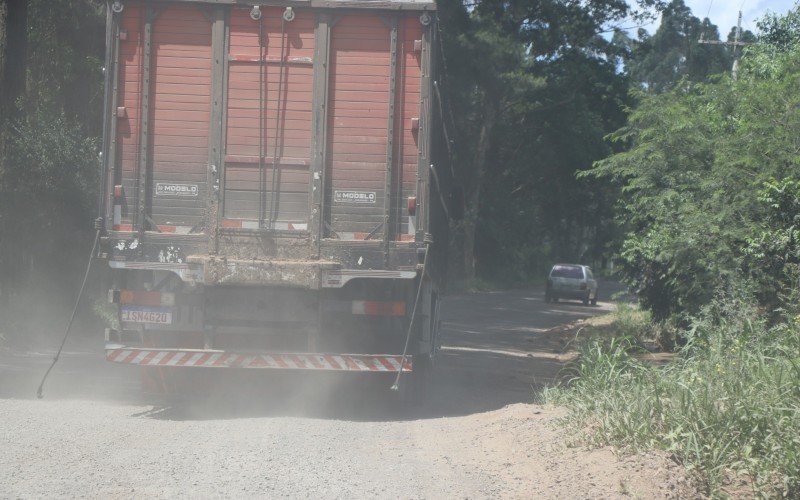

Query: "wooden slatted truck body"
<box><xmin>97</xmin><ymin>0</ymin><xmax>448</xmax><ymax>395</ymax></box>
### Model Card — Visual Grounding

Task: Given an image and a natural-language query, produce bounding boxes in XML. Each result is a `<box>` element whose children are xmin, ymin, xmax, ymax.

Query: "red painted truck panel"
<box><xmin>224</xmin><ymin>7</ymin><xmax>315</xmax><ymax>224</ymax></box>
<box><xmin>110</xmin><ymin>2</ymin><xmax>430</xmax><ymax>243</ymax></box>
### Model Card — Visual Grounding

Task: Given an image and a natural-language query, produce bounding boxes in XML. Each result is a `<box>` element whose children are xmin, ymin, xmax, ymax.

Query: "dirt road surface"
<box><xmin>0</xmin><ymin>287</ymin><xmax>693</xmax><ymax>498</ymax></box>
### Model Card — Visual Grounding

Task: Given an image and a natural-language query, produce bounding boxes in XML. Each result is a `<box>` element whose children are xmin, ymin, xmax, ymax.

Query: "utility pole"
<box><xmin>698</xmin><ymin>10</ymin><xmax>751</xmax><ymax>80</ymax></box>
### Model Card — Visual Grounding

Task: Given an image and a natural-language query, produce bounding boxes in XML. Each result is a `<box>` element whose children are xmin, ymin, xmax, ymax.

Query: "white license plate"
<box><xmin>121</xmin><ymin>306</ymin><xmax>173</xmax><ymax>325</ymax></box>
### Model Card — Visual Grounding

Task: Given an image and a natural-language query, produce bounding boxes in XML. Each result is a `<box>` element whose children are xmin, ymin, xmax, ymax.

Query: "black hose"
<box><xmin>36</xmin><ymin>230</ymin><xmax>101</xmax><ymax>399</ymax></box>
<box><xmin>267</xmin><ymin>16</ymin><xmax>287</xmax><ymax>230</ymax></box>
<box><xmin>391</xmin><ymin>245</ymin><xmax>429</xmax><ymax>391</ymax></box>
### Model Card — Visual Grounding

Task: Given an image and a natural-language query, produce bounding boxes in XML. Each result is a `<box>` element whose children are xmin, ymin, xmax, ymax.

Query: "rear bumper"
<box><xmin>550</xmin><ymin>290</ymin><xmax>591</xmax><ymax>299</ymax></box>
<box><xmin>105</xmin><ymin>345</ymin><xmax>412</xmax><ymax>372</ymax></box>
<box><xmin>548</xmin><ymin>288</ymin><xmax>590</xmax><ymax>299</ymax></box>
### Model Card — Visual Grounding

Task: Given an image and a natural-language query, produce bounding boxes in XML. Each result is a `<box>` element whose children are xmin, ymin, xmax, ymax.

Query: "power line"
<box><xmin>698</xmin><ymin>10</ymin><xmax>754</xmax><ymax>80</ymax></box>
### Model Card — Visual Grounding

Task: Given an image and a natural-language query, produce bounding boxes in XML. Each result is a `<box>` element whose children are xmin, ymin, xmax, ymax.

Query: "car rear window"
<box><xmin>551</xmin><ymin>265</ymin><xmax>583</xmax><ymax>279</ymax></box>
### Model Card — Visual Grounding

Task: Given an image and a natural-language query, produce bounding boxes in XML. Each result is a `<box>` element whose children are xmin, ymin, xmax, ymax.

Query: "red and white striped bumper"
<box><xmin>105</xmin><ymin>346</ymin><xmax>412</xmax><ymax>372</ymax></box>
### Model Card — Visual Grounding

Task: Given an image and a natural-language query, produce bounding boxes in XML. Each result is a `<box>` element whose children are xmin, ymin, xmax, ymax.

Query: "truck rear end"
<box><xmin>97</xmin><ymin>0</ymin><xmax>447</xmax><ymax>398</ymax></box>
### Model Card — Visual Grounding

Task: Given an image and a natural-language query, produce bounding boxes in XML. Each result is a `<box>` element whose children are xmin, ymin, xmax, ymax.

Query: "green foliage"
<box><xmin>1</xmin><ymin>107</ymin><xmax>100</xmax><ymax>288</ymax></box>
<box><xmin>92</xmin><ymin>298</ymin><xmax>119</xmax><ymax>331</ymax></box>
<box><xmin>743</xmin><ymin>178</ymin><xmax>800</xmax><ymax>311</ymax></box>
<box><xmin>757</xmin><ymin>3</ymin><xmax>800</xmax><ymax>51</ymax></box>
<box><xmin>584</xmin><ymin>36</ymin><xmax>800</xmax><ymax>319</ymax></box>
<box><xmin>438</xmin><ymin>0</ymin><xmax>651</xmax><ymax>283</ymax></box>
<box><xmin>619</xmin><ymin>0</ymin><xmax>734</xmax><ymax>92</ymax></box>
<box><xmin>23</xmin><ymin>0</ymin><xmax>105</xmax><ymax>134</ymax></box>
<box><xmin>0</xmin><ymin>0</ymin><xmax>104</xmax><ymax>291</ymax></box>
<box><xmin>545</xmin><ymin>294</ymin><xmax>800</xmax><ymax>496</ymax></box>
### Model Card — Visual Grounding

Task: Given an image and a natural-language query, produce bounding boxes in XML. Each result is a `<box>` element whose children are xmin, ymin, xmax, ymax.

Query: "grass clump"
<box><xmin>544</xmin><ymin>293</ymin><xmax>800</xmax><ymax>496</ymax></box>
<box><xmin>570</xmin><ymin>301</ymin><xmax>677</xmax><ymax>352</ymax></box>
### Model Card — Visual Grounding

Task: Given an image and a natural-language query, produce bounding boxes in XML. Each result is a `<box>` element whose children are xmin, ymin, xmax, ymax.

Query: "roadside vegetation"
<box><xmin>545</xmin><ymin>6</ymin><xmax>800</xmax><ymax>497</ymax></box>
<box><xmin>546</xmin><ymin>295</ymin><xmax>800</xmax><ymax>496</ymax></box>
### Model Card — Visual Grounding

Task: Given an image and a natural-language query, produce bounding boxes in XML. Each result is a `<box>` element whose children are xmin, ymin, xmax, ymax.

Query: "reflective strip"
<box><xmin>131</xmin><ymin>350</ymin><xmax>150</xmax><ymax>364</ymax></box>
<box><xmin>165</xmin><ymin>352</ymin><xmax>186</xmax><ymax>366</ymax></box>
<box><xmin>331</xmin><ymin>356</ymin><xmax>348</xmax><ymax>370</ymax></box>
<box><xmin>385</xmin><ymin>357</ymin><xmax>403</xmax><ymax>371</ymax></box>
<box><xmin>105</xmin><ymin>348</ymin><xmax>412</xmax><ymax>372</ymax></box>
<box><xmin>351</xmin><ymin>358</ymin><xmax>371</xmax><ymax>371</ymax></box>
<box><xmin>351</xmin><ymin>301</ymin><xmax>406</xmax><ymax>316</ymax></box>
<box><xmin>112</xmin><ymin>350</ymin><xmax>132</xmax><ymax>362</ymax></box>
<box><xmin>185</xmin><ymin>352</ymin><xmax>204</xmax><ymax>366</ymax></box>
<box><xmin>148</xmin><ymin>351</ymin><xmax>169</xmax><ymax>365</ymax></box>
<box><xmin>377</xmin><ymin>357</ymin><xmax>396</xmax><ymax>371</ymax></box>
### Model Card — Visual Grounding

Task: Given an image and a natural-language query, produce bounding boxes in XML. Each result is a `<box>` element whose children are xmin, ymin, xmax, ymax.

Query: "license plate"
<box><xmin>121</xmin><ymin>306</ymin><xmax>173</xmax><ymax>325</ymax></box>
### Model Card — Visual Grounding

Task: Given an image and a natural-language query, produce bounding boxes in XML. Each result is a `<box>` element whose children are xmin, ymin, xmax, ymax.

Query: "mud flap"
<box><xmin>418</xmin><ymin>281</ymin><xmax>440</xmax><ymax>362</ymax></box>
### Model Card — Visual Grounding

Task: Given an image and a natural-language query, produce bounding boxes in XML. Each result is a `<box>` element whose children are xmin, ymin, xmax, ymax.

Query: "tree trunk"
<box><xmin>1</xmin><ymin>0</ymin><xmax>26</xmax><ymax>171</ymax></box>
<box><xmin>0</xmin><ymin>0</ymin><xmax>27</xmax><ymax>303</ymax></box>
<box><xmin>0</xmin><ymin>0</ymin><xmax>8</xmax><ymax>165</ymax></box>
<box><xmin>1</xmin><ymin>0</ymin><xmax>25</xmax><ymax>115</ymax></box>
<box><xmin>461</xmin><ymin>94</ymin><xmax>498</xmax><ymax>283</ymax></box>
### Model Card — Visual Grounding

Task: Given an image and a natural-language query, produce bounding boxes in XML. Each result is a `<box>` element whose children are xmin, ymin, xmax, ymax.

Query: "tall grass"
<box><xmin>544</xmin><ymin>295</ymin><xmax>800</xmax><ymax>496</ymax></box>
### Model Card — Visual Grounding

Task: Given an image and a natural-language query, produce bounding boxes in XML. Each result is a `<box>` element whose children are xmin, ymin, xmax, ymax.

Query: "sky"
<box><xmin>684</xmin><ymin>0</ymin><xmax>796</xmax><ymax>34</ymax></box>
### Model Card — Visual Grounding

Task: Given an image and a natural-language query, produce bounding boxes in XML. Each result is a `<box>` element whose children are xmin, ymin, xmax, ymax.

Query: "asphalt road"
<box><xmin>0</xmin><ymin>285</ymin><xmax>691</xmax><ymax>498</ymax></box>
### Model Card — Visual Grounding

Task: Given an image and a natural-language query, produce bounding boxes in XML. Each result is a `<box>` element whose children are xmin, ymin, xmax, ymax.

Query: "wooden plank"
<box><xmin>144</xmin><ymin>4</ymin><xmax>214</xmax><ymax>231</ymax></box>
<box><xmin>223</xmin><ymin>5</ymin><xmax>317</xmax><ymax>225</ymax></box>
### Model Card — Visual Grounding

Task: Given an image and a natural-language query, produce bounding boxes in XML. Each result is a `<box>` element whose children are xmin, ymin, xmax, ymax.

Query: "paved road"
<box><xmin>0</xmin><ymin>285</ymin><xmax>689</xmax><ymax>498</ymax></box>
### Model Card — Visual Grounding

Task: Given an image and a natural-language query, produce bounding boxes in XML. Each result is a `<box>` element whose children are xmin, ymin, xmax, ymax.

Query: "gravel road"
<box><xmin>0</xmin><ymin>286</ymin><xmax>693</xmax><ymax>498</ymax></box>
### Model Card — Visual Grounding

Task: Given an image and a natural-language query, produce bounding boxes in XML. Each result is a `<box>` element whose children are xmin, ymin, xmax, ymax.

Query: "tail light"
<box><xmin>352</xmin><ymin>301</ymin><xmax>406</xmax><ymax>316</ymax></box>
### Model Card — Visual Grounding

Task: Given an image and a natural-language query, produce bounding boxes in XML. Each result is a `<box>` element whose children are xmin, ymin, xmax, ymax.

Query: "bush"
<box><xmin>0</xmin><ymin>107</ymin><xmax>99</xmax><ymax>290</ymax></box>
<box><xmin>544</xmin><ymin>294</ymin><xmax>800</xmax><ymax>496</ymax></box>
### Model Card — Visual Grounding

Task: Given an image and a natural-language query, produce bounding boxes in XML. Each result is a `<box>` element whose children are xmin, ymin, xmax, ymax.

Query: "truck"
<box><xmin>97</xmin><ymin>0</ymin><xmax>449</xmax><ymax>400</ymax></box>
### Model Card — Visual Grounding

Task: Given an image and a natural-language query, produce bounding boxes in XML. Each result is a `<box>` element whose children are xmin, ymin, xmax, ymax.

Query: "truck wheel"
<box><xmin>582</xmin><ymin>294</ymin><xmax>590</xmax><ymax>306</ymax></box>
<box><xmin>591</xmin><ymin>292</ymin><xmax>598</xmax><ymax>306</ymax></box>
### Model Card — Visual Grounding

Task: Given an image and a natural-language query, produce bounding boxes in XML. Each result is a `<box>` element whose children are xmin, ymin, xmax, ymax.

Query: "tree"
<box><xmin>0</xmin><ymin>0</ymin><xmax>28</xmax><ymax>301</ymax></box>
<box><xmin>584</xmin><ymin>21</ymin><xmax>800</xmax><ymax>320</ymax></box>
<box><xmin>0</xmin><ymin>0</ymin><xmax>103</xmax><ymax>296</ymax></box>
<box><xmin>621</xmin><ymin>0</ymin><xmax>731</xmax><ymax>92</ymax></box>
<box><xmin>437</xmin><ymin>0</ymin><xmax>660</xmax><ymax>284</ymax></box>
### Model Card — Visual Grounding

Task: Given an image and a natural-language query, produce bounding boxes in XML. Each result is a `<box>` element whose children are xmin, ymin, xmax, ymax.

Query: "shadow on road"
<box><xmin>0</xmin><ymin>285</ymin><xmax>618</xmax><ymax>423</ymax></box>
